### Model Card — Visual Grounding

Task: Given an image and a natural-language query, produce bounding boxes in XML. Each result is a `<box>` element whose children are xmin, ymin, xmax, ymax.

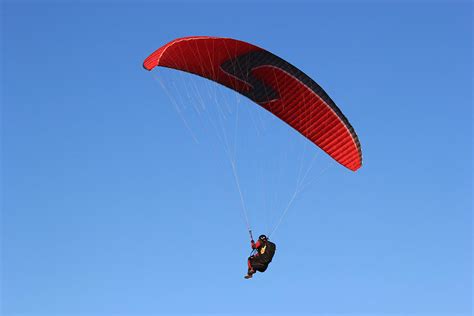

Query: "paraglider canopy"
<box><xmin>144</xmin><ymin>36</ymin><xmax>362</xmax><ymax>171</ymax></box>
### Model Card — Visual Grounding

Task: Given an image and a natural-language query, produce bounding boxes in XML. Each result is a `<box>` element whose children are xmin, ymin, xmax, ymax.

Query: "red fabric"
<box><xmin>144</xmin><ymin>36</ymin><xmax>362</xmax><ymax>171</ymax></box>
<box><xmin>251</xmin><ymin>240</ymin><xmax>262</xmax><ymax>250</ymax></box>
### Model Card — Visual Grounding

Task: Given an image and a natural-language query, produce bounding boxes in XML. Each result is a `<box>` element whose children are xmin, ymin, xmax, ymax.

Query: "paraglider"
<box><xmin>143</xmin><ymin>36</ymin><xmax>362</xmax><ymax>278</ymax></box>
<box><xmin>245</xmin><ymin>234</ymin><xmax>276</xmax><ymax>279</ymax></box>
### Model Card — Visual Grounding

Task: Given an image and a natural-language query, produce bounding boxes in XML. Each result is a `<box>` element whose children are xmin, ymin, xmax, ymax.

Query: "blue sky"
<box><xmin>1</xmin><ymin>1</ymin><xmax>472</xmax><ymax>315</ymax></box>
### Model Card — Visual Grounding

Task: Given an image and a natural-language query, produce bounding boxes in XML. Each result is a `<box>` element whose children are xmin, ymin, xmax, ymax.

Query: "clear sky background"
<box><xmin>2</xmin><ymin>1</ymin><xmax>472</xmax><ymax>316</ymax></box>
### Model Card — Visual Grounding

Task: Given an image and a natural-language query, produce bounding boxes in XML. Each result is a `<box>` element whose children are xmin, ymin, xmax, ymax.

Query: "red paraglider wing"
<box><xmin>144</xmin><ymin>36</ymin><xmax>362</xmax><ymax>171</ymax></box>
